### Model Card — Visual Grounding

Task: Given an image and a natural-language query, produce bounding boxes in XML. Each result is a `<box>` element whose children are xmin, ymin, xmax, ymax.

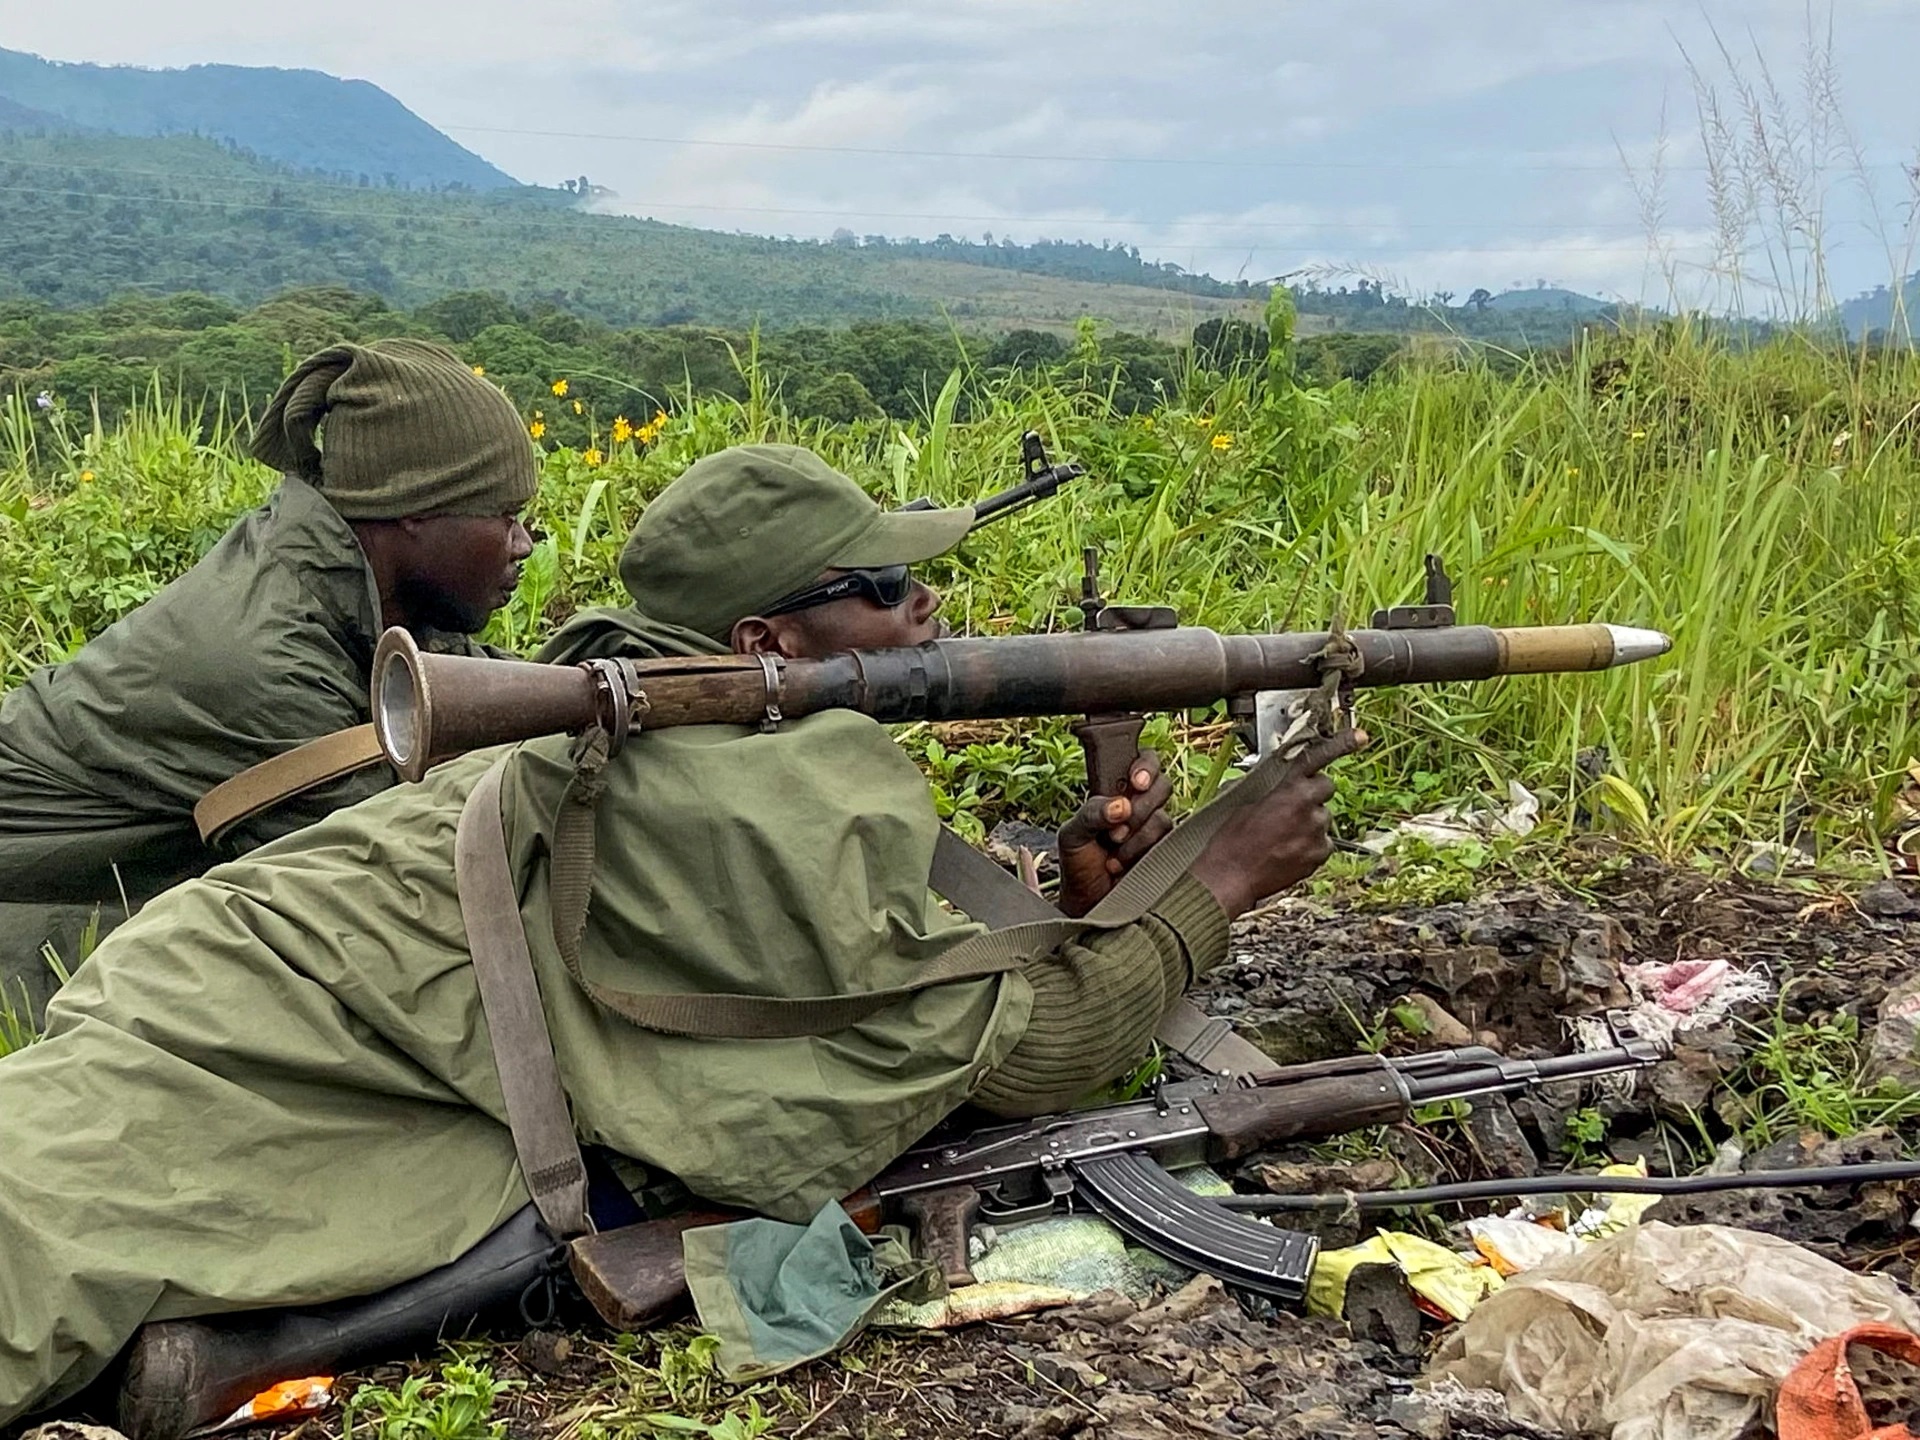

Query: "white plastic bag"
<box><xmin>1427</xmin><ymin>1222</ymin><xmax>1920</xmax><ymax>1440</ymax></box>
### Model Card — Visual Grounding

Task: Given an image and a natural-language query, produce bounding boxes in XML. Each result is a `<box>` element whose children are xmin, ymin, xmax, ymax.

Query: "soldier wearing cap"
<box><xmin>0</xmin><ymin>445</ymin><xmax>1356</xmax><ymax>1437</ymax></box>
<box><xmin>0</xmin><ymin>340</ymin><xmax>538</xmax><ymax>989</ymax></box>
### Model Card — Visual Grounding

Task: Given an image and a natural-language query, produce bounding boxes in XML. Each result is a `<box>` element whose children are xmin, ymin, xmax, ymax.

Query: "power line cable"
<box><xmin>436</xmin><ymin>121</ymin><xmax>1919</xmax><ymax>177</ymax></box>
<box><xmin>1219</xmin><ymin>1160</ymin><xmax>1920</xmax><ymax>1211</ymax></box>
<box><xmin>0</xmin><ymin>157</ymin><xmax>1662</xmax><ymax>232</ymax></box>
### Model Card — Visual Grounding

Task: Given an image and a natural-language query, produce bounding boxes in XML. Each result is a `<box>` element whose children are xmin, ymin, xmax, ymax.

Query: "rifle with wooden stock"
<box><xmin>564</xmin><ymin>1014</ymin><xmax>1668</xmax><ymax>1327</ymax></box>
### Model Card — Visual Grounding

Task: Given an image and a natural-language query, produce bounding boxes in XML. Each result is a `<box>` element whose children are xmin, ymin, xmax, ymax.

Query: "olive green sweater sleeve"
<box><xmin>972</xmin><ymin>872</ymin><xmax>1232</xmax><ymax>1116</ymax></box>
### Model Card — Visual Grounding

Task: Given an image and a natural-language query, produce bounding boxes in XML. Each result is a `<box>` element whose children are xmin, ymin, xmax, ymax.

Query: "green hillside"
<box><xmin>0</xmin><ymin>131</ymin><xmax>1262</xmax><ymax>336</ymax></box>
<box><xmin>0</xmin><ymin>47</ymin><xmax>513</xmax><ymax>190</ymax></box>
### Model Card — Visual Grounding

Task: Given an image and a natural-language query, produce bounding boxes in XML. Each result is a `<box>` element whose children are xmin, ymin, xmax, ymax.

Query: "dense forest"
<box><xmin>0</xmin><ymin>288</ymin><xmax>1418</xmax><ymax>442</ymax></box>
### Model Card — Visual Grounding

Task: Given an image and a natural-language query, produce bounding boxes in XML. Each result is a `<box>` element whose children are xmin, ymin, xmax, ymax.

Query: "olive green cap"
<box><xmin>248</xmin><ymin>339</ymin><xmax>538</xmax><ymax>521</ymax></box>
<box><xmin>619</xmin><ymin>445</ymin><xmax>973</xmax><ymax>641</ymax></box>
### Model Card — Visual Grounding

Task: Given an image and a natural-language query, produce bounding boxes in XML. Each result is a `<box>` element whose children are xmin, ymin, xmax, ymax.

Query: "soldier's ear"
<box><xmin>730</xmin><ymin>615</ymin><xmax>778</xmax><ymax>656</ymax></box>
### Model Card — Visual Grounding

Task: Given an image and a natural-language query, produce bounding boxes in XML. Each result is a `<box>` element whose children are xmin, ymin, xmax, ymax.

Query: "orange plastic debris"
<box><xmin>1777</xmin><ymin>1324</ymin><xmax>1920</xmax><ymax>1440</ymax></box>
<box><xmin>196</xmin><ymin>1377</ymin><xmax>336</xmax><ymax>1435</ymax></box>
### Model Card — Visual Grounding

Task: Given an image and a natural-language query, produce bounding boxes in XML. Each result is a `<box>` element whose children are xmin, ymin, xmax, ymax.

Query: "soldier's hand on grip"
<box><xmin>1056</xmin><ymin>750</ymin><xmax>1174</xmax><ymax>917</ymax></box>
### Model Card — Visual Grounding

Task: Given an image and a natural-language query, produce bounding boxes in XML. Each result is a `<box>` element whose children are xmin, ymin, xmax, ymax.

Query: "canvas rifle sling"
<box><xmin>456</xmin><ymin>760</ymin><xmax>592</xmax><ymax>1240</ymax></box>
<box><xmin>540</xmin><ymin>724</ymin><xmax>1326</xmax><ymax>1041</ymax></box>
<box><xmin>193</xmin><ymin>724</ymin><xmax>387</xmax><ymax>846</ymax></box>
<box><xmin>451</xmin><ymin>742</ymin><xmax>1312</xmax><ymax>1223</ymax></box>
<box><xmin>926</xmin><ymin>827</ymin><xmax>1278</xmax><ymax>1081</ymax></box>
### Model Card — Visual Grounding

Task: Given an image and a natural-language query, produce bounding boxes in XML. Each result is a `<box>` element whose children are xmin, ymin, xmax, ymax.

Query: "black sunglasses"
<box><xmin>765</xmin><ymin>564</ymin><xmax>913</xmax><ymax>617</ymax></box>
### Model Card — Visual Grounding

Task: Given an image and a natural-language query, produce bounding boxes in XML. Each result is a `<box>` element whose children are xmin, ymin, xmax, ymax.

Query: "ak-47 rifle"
<box><xmin>564</xmin><ymin>1013</ymin><xmax>1668</xmax><ymax>1327</ymax></box>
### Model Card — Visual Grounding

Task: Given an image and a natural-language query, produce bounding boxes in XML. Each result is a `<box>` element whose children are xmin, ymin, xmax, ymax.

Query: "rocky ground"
<box><xmin>54</xmin><ymin>857</ymin><xmax>1920</xmax><ymax>1440</ymax></box>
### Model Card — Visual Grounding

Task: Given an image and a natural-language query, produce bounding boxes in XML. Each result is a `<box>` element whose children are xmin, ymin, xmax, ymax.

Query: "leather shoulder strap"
<box><xmin>193</xmin><ymin>724</ymin><xmax>386</xmax><ymax>846</ymax></box>
<box><xmin>457</xmin><ymin>761</ymin><xmax>592</xmax><ymax>1239</ymax></box>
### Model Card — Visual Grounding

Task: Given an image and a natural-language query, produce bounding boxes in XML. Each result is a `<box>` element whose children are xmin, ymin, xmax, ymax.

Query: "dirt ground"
<box><xmin>144</xmin><ymin>859</ymin><xmax>1920</xmax><ymax>1439</ymax></box>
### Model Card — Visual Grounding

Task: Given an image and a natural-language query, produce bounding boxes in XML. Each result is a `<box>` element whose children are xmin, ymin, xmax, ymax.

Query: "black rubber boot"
<box><xmin>116</xmin><ymin>1206</ymin><xmax>562</xmax><ymax>1440</ymax></box>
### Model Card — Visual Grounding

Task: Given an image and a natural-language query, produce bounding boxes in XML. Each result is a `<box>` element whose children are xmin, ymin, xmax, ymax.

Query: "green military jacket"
<box><xmin>0</xmin><ymin>602</ymin><xmax>1240</xmax><ymax>1422</ymax></box>
<box><xmin>0</xmin><ymin>713</ymin><xmax>1030</xmax><ymax>1421</ymax></box>
<box><xmin>0</xmin><ymin>476</ymin><xmax>489</xmax><ymax>907</ymax></box>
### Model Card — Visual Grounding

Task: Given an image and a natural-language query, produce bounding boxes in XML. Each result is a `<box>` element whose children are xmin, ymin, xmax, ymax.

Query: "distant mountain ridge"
<box><xmin>0</xmin><ymin>47</ymin><xmax>515</xmax><ymax>191</ymax></box>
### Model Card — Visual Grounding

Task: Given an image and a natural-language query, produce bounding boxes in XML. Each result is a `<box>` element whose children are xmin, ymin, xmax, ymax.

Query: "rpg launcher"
<box><xmin>374</xmin><ymin>613</ymin><xmax>1670</xmax><ymax>780</ymax></box>
<box><xmin>565</xmin><ymin>1013</ymin><xmax>1669</xmax><ymax>1327</ymax></box>
<box><xmin>370</xmin><ymin>428</ymin><xmax>1670</xmax><ymax>781</ymax></box>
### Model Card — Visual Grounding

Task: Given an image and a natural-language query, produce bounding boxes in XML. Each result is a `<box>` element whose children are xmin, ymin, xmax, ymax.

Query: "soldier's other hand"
<box><xmin>1189</xmin><ymin>728</ymin><xmax>1368</xmax><ymax>920</ymax></box>
<box><xmin>1056</xmin><ymin>750</ymin><xmax>1173</xmax><ymax>918</ymax></box>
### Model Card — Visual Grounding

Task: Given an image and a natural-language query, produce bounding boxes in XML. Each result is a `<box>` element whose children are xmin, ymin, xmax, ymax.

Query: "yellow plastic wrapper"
<box><xmin>1468</xmin><ymin>1160</ymin><xmax>1662</xmax><ymax>1275</ymax></box>
<box><xmin>1307</xmin><ymin>1230</ymin><xmax>1503</xmax><ymax>1323</ymax></box>
<box><xmin>1569</xmin><ymin>1160</ymin><xmax>1662</xmax><ymax>1239</ymax></box>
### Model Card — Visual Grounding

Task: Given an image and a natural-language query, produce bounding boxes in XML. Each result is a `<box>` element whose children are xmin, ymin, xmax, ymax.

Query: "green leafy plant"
<box><xmin>342</xmin><ymin>1359</ymin><xmax>517</xmax><ymax>1440</ymax></box>
<box><xmin>1736</xmin><ymin>996</ymin><xmax>1920</xmax><ymax>1146</ymax></box>
<box><xmin>1564</xmin><ymin>1107</ymin><xmax>1611</xmax><ymax>1167</ymax></box>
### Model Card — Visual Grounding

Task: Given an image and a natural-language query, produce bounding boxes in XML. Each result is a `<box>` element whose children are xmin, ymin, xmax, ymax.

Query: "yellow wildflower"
<box><xmin>584</xmin><ymin>447</ymin><xmax>605</xmax><ymax>467</ymax></box>
<box><xmin>470</xmin><ymin>365</ymin><xmax>486</xmax><ymax>377</ymax></box>
<box><xmin>1210</xmin><ymin>433</ymin><xmax>1233</xmax><ymax>452</ymax></box>
<box><xmin>572</xmin><ymin>399</ymin><xmax>584</xmax><ymax>415</ymax></box>
<box><xmin>551</xmin><ymin>379</ymin><xmax>569</xmax><ymax>397</ymax></box>
<box><xmin>79</xmin><ymin>469</ymin><xmax>95</xmax><ymax>483</ymax></box>
<box><xmin>529</xmin><ymin>420</ymin><xmax>547</xmax><ymax>440</ymax></box>
<box><xmin>611</xmin><ymin>416</ymin><xmax>633</xmax><ymax>444</ymax></box>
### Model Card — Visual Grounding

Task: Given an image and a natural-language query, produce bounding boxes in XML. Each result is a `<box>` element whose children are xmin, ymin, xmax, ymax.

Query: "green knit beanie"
<box><xmin>248</xmin><ymin>339</ymin><xmax>539</xmax><ymax>520</ymax></box>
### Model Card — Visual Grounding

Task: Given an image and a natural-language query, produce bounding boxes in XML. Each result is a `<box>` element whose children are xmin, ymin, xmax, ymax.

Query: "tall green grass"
<box><xmin>3</xmin><ymin>324</ymin><xmax>1915</xmax><ymax>855</ymax></box>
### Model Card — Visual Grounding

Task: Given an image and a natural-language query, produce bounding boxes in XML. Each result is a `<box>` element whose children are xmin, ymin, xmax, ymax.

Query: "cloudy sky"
<box><xmin>6</xmin><ymin>1</ymin><xmax>1919</xmax><ymax>308</ymax></box>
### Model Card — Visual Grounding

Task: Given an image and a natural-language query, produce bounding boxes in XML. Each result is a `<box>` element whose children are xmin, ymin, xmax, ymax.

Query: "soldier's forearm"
<box><xmin>970</xmin><ymin>873</ymin><xmax>1229</xmax><ymax>1116</ymax></box>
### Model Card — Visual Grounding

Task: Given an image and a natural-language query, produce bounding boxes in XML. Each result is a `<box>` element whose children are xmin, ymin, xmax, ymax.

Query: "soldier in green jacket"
<box><xmin>0</xmin><ymin>446</ymin><xmax>1355</xmax><ymax>1438</ymax></box>
<box><xmin>0</xmin><ymin>339</ymin><xmax>538</xmax><ymax>1000</ymax></box>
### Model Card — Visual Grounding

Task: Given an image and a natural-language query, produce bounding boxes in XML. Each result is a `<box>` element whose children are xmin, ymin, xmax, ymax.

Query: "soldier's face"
<box><xmin>731</xmin><ymin>569</ymin><xmax>945</xmax><ymax>659</ymax></box>
<box><xmin>398</xmin><ymin>510</ymin><xmax>537</xmax><ymax>633</ymax></box>
<box><xmin>790</xmin><ymin>570</ymin><xmax>945</xmax><ymax>653</ymax></box>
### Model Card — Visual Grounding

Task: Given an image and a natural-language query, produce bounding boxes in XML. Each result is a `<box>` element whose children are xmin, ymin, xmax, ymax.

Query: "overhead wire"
<box><xmin>434</xmin><ymin>121</ymin><xmax>1920</xmax><ymax>177</ymax></box>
